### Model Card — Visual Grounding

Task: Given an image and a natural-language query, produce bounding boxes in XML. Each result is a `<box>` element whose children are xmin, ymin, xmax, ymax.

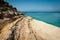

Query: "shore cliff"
<box><xmin>0</xmin><ymin>0</ymin><xmax>60</xmax><ymax>40</ymax></box>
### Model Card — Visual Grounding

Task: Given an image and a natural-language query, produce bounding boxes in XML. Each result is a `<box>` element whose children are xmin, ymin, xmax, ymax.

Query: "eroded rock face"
<box><xmin>0</xmin><ymin>0</ymin><xmax>23</xmax><ymax>31</ymax></box>
<box><xmin>0</xmin><ymin>0</ymin><xmax>21</xmax><ymax>19</ymax></box>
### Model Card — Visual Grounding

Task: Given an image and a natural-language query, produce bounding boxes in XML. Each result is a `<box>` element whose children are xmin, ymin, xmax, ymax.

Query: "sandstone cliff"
<box><xmin>0</xmin><ymin>0</ymin><xmax>60</xmax><ymax>40</ymax></box>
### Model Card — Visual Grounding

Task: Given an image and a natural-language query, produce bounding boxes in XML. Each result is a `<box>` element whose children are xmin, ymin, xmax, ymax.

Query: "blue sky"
<box><xmin>5</xmin><ymin>0</ymin><xmax>60</xmax><ymax>11</ymax></box>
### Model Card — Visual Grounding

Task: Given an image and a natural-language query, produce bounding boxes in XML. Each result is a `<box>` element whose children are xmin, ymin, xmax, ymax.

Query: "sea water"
<box><xmin>24</xmin><ymin>12</ymin><xmax>60</xmax><ymax>27</ymax></box>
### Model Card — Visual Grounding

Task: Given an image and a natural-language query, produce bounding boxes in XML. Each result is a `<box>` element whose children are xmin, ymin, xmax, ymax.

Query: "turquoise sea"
<box><xmin>24</xmin><ymin>12</ymin><xmax>60</xmax><ymax>27</ymax></box>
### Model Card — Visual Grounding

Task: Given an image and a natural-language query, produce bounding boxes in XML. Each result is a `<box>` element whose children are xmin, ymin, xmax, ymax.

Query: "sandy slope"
<box><xmin>0</xmin><ymin>16</ymin><xmax>60</xmax><ymax>40</ymax></box>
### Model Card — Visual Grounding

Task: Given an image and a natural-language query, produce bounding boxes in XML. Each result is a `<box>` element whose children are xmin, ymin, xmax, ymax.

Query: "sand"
<box><xmin>0</xmin><ymin>16</ymin><xmax>60</xmax><ymax>40</ymax></box>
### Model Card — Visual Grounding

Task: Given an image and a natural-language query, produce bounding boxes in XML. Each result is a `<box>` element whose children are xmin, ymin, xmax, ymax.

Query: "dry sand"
<box><xmin>0</xmin><ymin>16</ymin><xmax>60</xmax><ymax>40</ymax></box>
<box><xmin>30</xmin><ymin>19</ymin><xmax>60</xmax><ymax>40</ymax></box>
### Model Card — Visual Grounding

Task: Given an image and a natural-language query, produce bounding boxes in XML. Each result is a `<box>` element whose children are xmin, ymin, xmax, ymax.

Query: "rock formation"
<box><xmin>0</xmin><ymin>0</ymin><xmax>23</xmax><ymax>30</ymax></box>
<box><xmin>0</xmin><ymin>0</ymin><xmax>60</xmax><ymax>40</ymax></box>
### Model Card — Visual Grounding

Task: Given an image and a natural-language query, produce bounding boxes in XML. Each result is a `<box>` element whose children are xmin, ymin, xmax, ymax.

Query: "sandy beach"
<box><xmin>0</xmin><ymin>0</ymin><xmax>60</xmax><ymax>40</ymax></box>
<box><xmin>0</xmin><ymin>16</ymin><xmax>60</xmax><ymax>40</ymax></box>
